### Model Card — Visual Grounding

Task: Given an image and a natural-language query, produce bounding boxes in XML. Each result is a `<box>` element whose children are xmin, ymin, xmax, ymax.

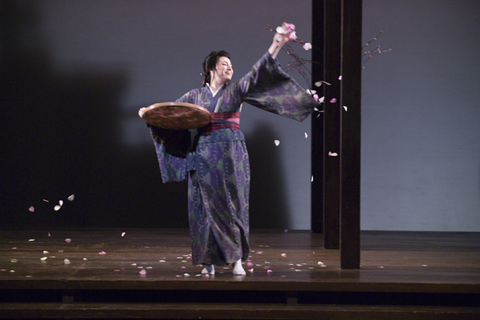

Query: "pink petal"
<box><xmin>338</xmin><ymin>75</ymin><xmax>342</xmax><ymax>80</ymax></box>
<box><xmin>284</xmin><ymin>23</ymin><xmax>295</xmax><ymax>32</ymax></box>
<box><xmin>247</xmin><ymin>262</ymin><xmax>254</xmax><ymax>267</ymax></box>
<box><xmin>139</xmin><ymin>269</ymin><xmax>147</xmax><ymax>275</ymax></box>
<box><xmin>58</xmin><ymin>200</ymin><xmax>64</xmax><ymax>206</ymax></box>
<box><xmin>131</xmin><ymin>263</ymin><xmax>137</xmax><ymax>266</ymax></box>
<box><xmin>328</xmin><ymin>151</ymin><xmax>338</xmax><ymax>157</ymax></box>
<box><xmin>248</xmin><ymin>268</ymin><xmax>254</xmax><ymax>273</ymax></box>
<box><xmin>28</xmin><ymin>206</ymin><xmax>35</xmax><ymax>212</ymax></box>
<box><xmin>68</xmin><ymin>194</ymin><xmax>75</xmax><ymax>201</ymax></box>
<box><xmin>284</xmin><ymin>229</ymin><xmax>288</xmax><ymax>233</ymax></box>
<box><xmin>98</xmin><ymin>251</ymin><xmax>106</xmax><ymax>255</ymax></box>
<box><xmin>330</xmin><ymin>98</ymin><xmax>337</xmax><ymax>103</ymax></box>
<box><xmin>281</xmin><ymin>253</ymin><xmax>287</xmax><ymax>257</ymax></box>
<box><xmin>121</xmin><ymin>232</ymin><xmax>126</xmax><ymax>237</ymax></box>
<box><xmin>304</xmin><ymin>132</ymin><xmax>308</xmax><ymax>139</ymax></box>
<box><xmin>65</xmin><ymin>238</ymin><xmax>71</xmax><ymax>243</ymax></box>
<box><xmin>267</xmin><ymin>269</ymin><xmax>273</xmax><ymax>273</ymax></box>
<box><xmin>303</xmin><ymin>42</ymin><xmax>312</xmax><ymax>51</ymax></box>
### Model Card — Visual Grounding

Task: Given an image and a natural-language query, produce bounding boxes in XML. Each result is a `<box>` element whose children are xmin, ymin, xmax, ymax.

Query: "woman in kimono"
<box><xmin>139</xmin><ymin>25</ymin><xmax>317</xmax><ymax>275</ymax></box>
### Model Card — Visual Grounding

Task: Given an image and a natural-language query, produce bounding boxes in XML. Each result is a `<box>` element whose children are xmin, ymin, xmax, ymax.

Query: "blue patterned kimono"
<box><xmin>150</xmin><ymin>51</ymin><xmax>316</xmax><ymax>266</ymax></box>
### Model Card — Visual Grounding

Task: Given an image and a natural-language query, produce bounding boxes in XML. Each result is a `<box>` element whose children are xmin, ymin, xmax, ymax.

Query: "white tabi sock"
<box><xmin>201</xmin><ymin>264</ymin><xmax>215</xmax><ymax>275</ymax></box>
<box><xmin>232</xmin><ymin>259</ymin><xmax>246</xmax><ymax>275</ymax></box>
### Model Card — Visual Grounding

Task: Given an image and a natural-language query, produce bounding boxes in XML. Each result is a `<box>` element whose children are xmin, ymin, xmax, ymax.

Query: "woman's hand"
<box><xmin>138</xmin><ymin>107</ymin><xmax>146</xmax><ymax>118</ymax></box>
<box><xmin>268</xmin><ymin>22</ymin><xmax>296</xmax><ymax>59</ymax></box>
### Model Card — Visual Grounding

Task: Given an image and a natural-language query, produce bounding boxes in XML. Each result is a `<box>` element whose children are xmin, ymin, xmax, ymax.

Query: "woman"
<box><xmin>140</xmin><ymin>25</ymin><xmax>317</xmax><ymax>275</ymax></box>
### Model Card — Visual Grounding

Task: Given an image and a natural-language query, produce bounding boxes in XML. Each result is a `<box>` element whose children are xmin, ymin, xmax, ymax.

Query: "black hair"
<box><xmin>202</xmin><ymin>50</ymin><xmax>231</xmax><ymax>86</ymax></box>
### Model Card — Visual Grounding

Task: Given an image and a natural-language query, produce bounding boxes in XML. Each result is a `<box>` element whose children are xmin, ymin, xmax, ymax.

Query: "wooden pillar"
<box><xmin>310</xmin><ymin>0</ymin><xmax>325</xmax><ymax>234</ymax></box>
<box><xmin>311</xmin><ymin>0</ymin><xmax>361</xmax><ymax>269</ymax></box>
<box><xmin>339</xmin><ymin>0</ymin><xmax>362</xmax><ymax>269</ymax></box>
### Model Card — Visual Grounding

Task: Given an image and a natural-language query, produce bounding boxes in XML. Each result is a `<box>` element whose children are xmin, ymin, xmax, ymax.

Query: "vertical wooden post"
<box><xmin>311</xmin><ymin>0</ymin><xmax>361</xmax><ymax>269</ymax></box>
<box><xmin>310</xmin><ymin>0</ymin><xmax>325</xmax><ymax>234</ymax></box>
<box><xmin>339</xmin><ymin>0</ymin><xmax>362</xmax><ymax>269</ymax></box>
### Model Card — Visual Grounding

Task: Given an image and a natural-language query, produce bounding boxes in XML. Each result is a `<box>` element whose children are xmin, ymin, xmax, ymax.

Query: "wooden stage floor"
<box><xmin>0</xmin><ymin>228</ymin><xmax>479</xmax><ymax>319</ymax></box>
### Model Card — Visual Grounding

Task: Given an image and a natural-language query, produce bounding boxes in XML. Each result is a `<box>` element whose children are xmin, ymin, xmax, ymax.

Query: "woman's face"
<box><xmin>211</xmin><ymin>56</ymin><xmax>233</xmax><ymax>84</ymax></box>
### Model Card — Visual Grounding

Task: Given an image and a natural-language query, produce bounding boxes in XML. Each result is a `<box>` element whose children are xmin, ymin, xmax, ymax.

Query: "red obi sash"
<box><xmin>199</xmin><ymin>111</ymin><xmax>240</xmax><ymax>135</ymax></box>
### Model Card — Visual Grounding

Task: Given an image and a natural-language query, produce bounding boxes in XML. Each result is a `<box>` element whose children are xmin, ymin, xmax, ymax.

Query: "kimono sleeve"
<box><xmin>238</xmin><ymin>51</ymin><xmax>317</xmax><ymax>122</ymax></box>
<box><xmin>149</xmin><ymin>125</ymin><xmax>191</xmax><ymax>183</ymax></box>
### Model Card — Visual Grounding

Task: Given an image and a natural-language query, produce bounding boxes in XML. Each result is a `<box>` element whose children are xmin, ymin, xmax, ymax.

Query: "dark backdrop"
<box><xmin>0</xmin><ymin>0</ymin><xmax>313</xmax><ymax>229</ymax></box>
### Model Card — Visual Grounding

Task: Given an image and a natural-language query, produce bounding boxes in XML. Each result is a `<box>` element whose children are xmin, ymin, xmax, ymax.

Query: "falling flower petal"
<box><xmin>139</xmin><ymin>269</ymin><xmax>147</xmax><ymax>275</ymax></box>
<box><xmin>68</xmin><ymin>194</ymin><xmax>75</xmax><ymax>201</ymax></box>
<box><xmin>338</xmin><ymin>75</ymin><xmax>342</xmax><ymax>80</ymax></box>
<box><xmin>304</xmin><ymin>132</ymin><xmax>308</xmax><ymax>139</ymax></box>
<box><xmin>274</xmin><ymin>140</ymin><xmax>280</xmax><ymax>146</ymax></box>
<box><xmin>121</xmin><ymin>232</ymin><xmax>126</xmax><ymax>237</ymax></box>
<box><xmin>58</xmin><ymin>200</ymin><xmax>63</xmax><ymax>206</ymax></box>
<box><xmin>65</xmin><ymin>238</ymin><xmax>71</xmax><ymax>243</ymax></box>
<box><xmin>303</xmin><ymin>42</ymin><xmax>312</xmax><ymax>50</ymax></box>
<box><xmin>159</xmin><ymin>260</ymin><xmax>166</xmax><ymax>263</ymax></box>
<box><xmin>11</xmin><ymin>259</ymin><xmax>17</xmax><ymax>263</ymax></box>
<box><xmin>114</xmin><ymin>269</ymin><xmax>120</xmax><ymax>272</ymax></box>
<box><xmin>378</xmin><ymin>266</ymin><xmax>384</xmax><ymax>269</ymax></box>
<box><xmin>267</xmin><ymin>269</ymin><xmax>273</xmax><ymax>273</ymax></box>
<box><xmin>54</xmin><ymin>205</ymin><xmax>61</xmax><ymax>211</ymax></box>
<box><xmin>43</xmin><ymin>251</ymin><xmax>49</xmax><ymax>254</ymax></box>
<box><xmin>48</xmin><ymin>233</ymin><xmax>51</xmax><ymax>237</ymax></box>
<box><xmin>281</xmin><ymin>253</ymin><xmax>287</xmax><ymax>257</ymax></box>
<box><xmin>315</xmin><ymin>81</ymin><xmax>331</xmax><ymax>87</ymax></box>
<box><xmin>248</xmin><ymin>268</ymin><xmax>254</xmax><ymax>273</ymax></box>
<box><xmin>43</xmin><ymin>199</ymin><xmax>49</xmax><ymax>203</ymax></box>
<box><xmin>28</xmin><ymin>206</ymin><xmax>35</xmax><ymax>212</ymax></box>
<box><xmin>247</xmin><ymin>262</ymin><xmax>253</xmax><ymax>267</ymax></box>
<box><xmin>131</xmin><ymin>263</ymin><xmax>137</xmax><ymax>266</ymax></box>
<box><xmin>83</xmin><ymin>258</ymin><xmax>88</xmax><ymax>260</ymax></box>
<box><xmin>343</xmin><ymin>106</ymin><xmax>348</xmax><ymax>111</ymax></box>
<box><xmin>99</xmin><ymin>251</ymin><xmax>106</xmax><ymax>255</ymax></box>
<box><xmin>184</xmin><ymin>273</ymin><xmax>190</xmax><ymax>277</ymax></box>
<box><xmin>28</xmin><ymin>239</ymin><xmax>35</xmax><ymax>242</ymax></box>
<box><xmin>64</xmin><ymin>259</ymin><xmax>71</xmax><ymax>264</ymax></box>
<box><xmin>328</xmin><ymin>152</ymin><xmax>338</xmax><ymax>157</ymax></box>
<box><xmin>330</xmin><ymin>98</ymin><xmax>337</xmax><ymax>103</ymax></box>
<box><xmin>311</xmin><ymin>176</ymin><xmax>314</xmax><ymax>182</ymax></box>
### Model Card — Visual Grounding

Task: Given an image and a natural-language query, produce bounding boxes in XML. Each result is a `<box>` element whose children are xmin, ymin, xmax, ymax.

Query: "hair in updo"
<box><xmin>202</xmin><ymin>50</ymin><xmax>231</xmax><ymax>86</ymax></box>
